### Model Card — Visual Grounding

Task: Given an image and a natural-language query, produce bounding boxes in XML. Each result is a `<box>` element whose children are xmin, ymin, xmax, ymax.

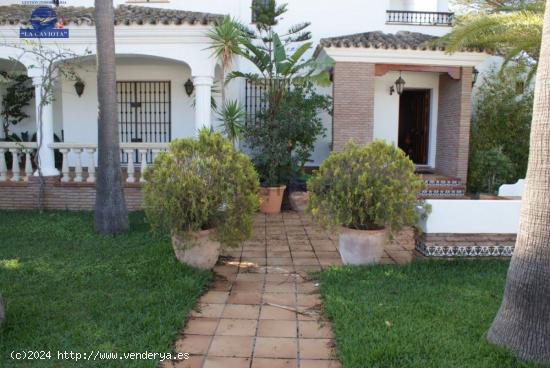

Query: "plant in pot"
<box><xmin>308</xmin><ymin>140</ymin><xmax>426</xmax><ymax>265</ymax></box>
<box><xmin>143</xmin><ymin>130</ymin><xmax>259</xmax><ymax>270</ymax></box>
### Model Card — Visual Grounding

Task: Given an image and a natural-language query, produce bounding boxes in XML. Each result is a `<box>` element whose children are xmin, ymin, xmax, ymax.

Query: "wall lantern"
<box><xmin>390</xmin><ymin>72</ymin><xmax>406</xmax><ymax>96</ymax></box>
<box><xmin>74</xmin><ymin>80</ymin><xmax>85</xmax><ymax>97</ymax></box>
<box><xmin>184</xmin><ymin>79</ymin><xmax>195</xmax><ymax>97</ymax></box>
<box><xmin>472</xmin><ymin>67</ymin><xmax>479</xmax><ymax>87</ymax></box>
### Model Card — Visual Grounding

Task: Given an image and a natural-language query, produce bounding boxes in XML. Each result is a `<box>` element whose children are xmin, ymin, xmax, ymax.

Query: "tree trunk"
<box><xmin>93</xmin><ymin>0</ymin><xmax>129</xmax><ymax>234</ymax></box>
<box><xmin>487</xmin><ymin>0</ymin><xmax>550</xmax><ymax>364</ymax></box>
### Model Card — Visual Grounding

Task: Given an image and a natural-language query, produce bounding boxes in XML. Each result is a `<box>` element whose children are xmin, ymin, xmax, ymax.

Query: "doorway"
<box><xmin>398</xmin><ymin>89</ymin><xmax>431</xmax><ymax>165</ymax></box>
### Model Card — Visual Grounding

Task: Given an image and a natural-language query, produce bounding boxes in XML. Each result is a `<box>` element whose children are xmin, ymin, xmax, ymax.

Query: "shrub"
<box><xmin>469</xmin><ymin>63</ymin><xmax>533</xmax><ymax>193</ymax></box>
<box><xmin>244</xmin><ymin>82</ymin><xmax>331</xmax><ymax>187</ymax></box>
<box><xmin>308</xmin><ymin>140</ymin><xmax>425</xmax><ymax>232</ymax></box>
<box><xmin>143</xmin><ymin>130</ymin><xmax>259</xmax><ymax>248</ymax></box>
<box><xmin>469</xmin><ymin>148</ymin><xmax>515</xmax><ymax>194</ymax></box>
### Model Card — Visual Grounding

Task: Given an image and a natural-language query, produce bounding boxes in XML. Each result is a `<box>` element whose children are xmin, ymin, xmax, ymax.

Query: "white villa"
<box><xmin>0</xmin><ymin>0</ymin><xmax>489</xmax><ymax>178</ymax></box>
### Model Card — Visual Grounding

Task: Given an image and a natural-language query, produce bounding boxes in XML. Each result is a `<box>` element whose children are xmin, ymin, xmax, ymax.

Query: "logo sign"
<box><xmin>20</xmin><ymin>6</ymin><xmax>69</xmax><ymax>39</ymax></box>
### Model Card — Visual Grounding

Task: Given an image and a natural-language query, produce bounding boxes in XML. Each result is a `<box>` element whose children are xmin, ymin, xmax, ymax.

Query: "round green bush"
<box><xmin>308</xmin><ymin>140</ymin><xmax>425</xmax><ymax>232</ymax></box>
<box><xmin>143</xmin><ymin>130</ymin><xmax>259</xmax><ymax>248</ymax></box>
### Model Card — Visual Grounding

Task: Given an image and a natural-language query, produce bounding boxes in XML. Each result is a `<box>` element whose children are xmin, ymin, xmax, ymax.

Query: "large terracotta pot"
<box><xmin>338</xmin><ymin>227</ymin><xmax>387</xmax><ymax>265</ymax></box>
<box><xmin>259</xmin><ymin>186</ymin><xmax>286</xmax><ymax>214</ymax></box>
<box><xmin>289</xmin><ymin>191</ymin><xmax>309</xmax><ymax>212</ymax></box>
<box><xmin>171</xmin><ymin>229</ymin><xmax>221</xmax><ymax>270</ymax></box>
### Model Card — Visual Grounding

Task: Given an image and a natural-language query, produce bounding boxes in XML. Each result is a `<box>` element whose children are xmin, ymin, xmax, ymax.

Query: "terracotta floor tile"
<box><xmin>296</xmin><ymin>294</ymin><xmax>321</xmax><ymax>308</ymax></box>
<box><xmin>171</xmin><ymin>355</ymin><xmax>205</xmax><ymax>368</ymax></box>
<box><xmin>266</xmin><ymin>266</ymin><xmax>295</xmax><ymax>274</ymax></box>
<box><xmin>315</xmin><ymin>251</ymin><xmax>340</xmax><ymax>259</ymax></box>
<box><xmin>267</xmin><ymin>258</ymin><xmax>294</xmax><ymax>266</ymax></box>
<box><xmin>251</xmin><ymin>358</ymin><xmax>297</xmax><ymax>368</ymax></box>
<box><xmin>257</xmin><ymin>320</ymin><xmax>297</xmax><ymax>338</ymax></box>
<box><xmin>259</xmin><ymin>305</ymin><xmax>296</xmax><ymax>320</ymax></box>
<box><xmin>227</xmin><ymin>291</ymin><xmax>262</xmax><ymax>305</ymax></box>
<box><xmin>265</xmin><ymin>274</ymin><xmax>295</xmax><ymax>283</ymax></box>
<box><xmin>211</xmin><ymin>279</ymin><xmax>232</xmax><ymax>292</ymax></box>
<box><xmin>296</xmin><ymin>282</ymin><xmax>318</xmax><ymax>294</ymax></box>
<box><xmin>298</xmin><ymin>321</ymin><xmax>334</xmax><ymax>338</ymax></box>
<box><xmin>200</xmin><ymin>291</ymin><xmax>230</xmax><ymax>304</ymax></box>
<box><xmin>203</xmin><ymin>357</ymin><xmax>251</xmax><ymax>368</ymax></box>
<box><xmin>208</xmin><ymin>336</ymin><xmax>254</xmax><ymax>357</ymax></box>
<box><xmin>242</xmin><ymin>250</ymin><xmax>266</xmax><ymax>257</ymax></box>
<box><xmin>191</xmin><ymin>303</ymin><xmax>225</xmax><ymax>319</ymax></box>
<box><xmin>300</xmin><ymin>359</ymin><xmax>341</xmax><ymax>368</ymax></box>
<box><xmin>254</xmin><ymin>337</ymin><xmax>297</xmax><ymax>359</ymax></box>
<box><xmin>292</xmin><ymin>258</ymin><xmax>320</xmax><ymax>266</ymax></box>
<box><xmin>213</xmin><ymin>265</ymin><xmax>239</xmax><ymax>276</ymax></box>
<box><xmin>216</xmin><ymin>319</ymin><xmax>258</xmax><ymax>336</ymax></box>
<box><xmin>231</xmin><ymin>280</ymin><xmax>264</xmax><ymax>292</ymax></box>
<box><xmin>291</xmin><ymin>251</ymin><xmax>315</xmax><ymax>258</ymax></box>
<box><xmin>267</xmin><ymin>251</ymin><xmax>292</xmax><ymax>258</ymax></box>
<box><xmin>299</xmin><ymin>339</ymin><xmax>335</xmax><ymax>359</ymax></box>
<box><xmin>294</xmin><ymin>265</ymin><xmax>322</xmax><ymax>273</ymax></box>
<box><xmin>236</xmin><ymin>273</ymin><xmax>265</xmax><ymax>282</ymax></box>
<box><xmin>174</xmin><ymin>335</ymin><xmax>212</xmax><ymax>355</ymax></box>
<box><xmin>264</xmin><ymin>282</ymin><xmax>295</xmax><ymax>293</ymax></box>
<box><xmin>263</xmin><ymin>292</ymin><xmax>296</xmax><ymax>306</ymax></box>
<box><xmin>320</xmin><ymin>258</ymin><xmax>343</xmax><ymax>267</ymax></box>
<box><xmin>222</xmin><ymin>304</ymin><xmax>260</xmax><ymax>320</ymax></box>
<box><xmin>184</xmin><ymin>318</ymin><xmax>219</xmax><ymax>335</ymax></box>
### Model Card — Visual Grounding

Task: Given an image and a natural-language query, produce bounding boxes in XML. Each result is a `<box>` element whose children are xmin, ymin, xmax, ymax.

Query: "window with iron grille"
<box><xmin>117</xmin><ymin>81</ymin><xmax>171</xmax><ymax>164</ymax></box>
<box><xmin>251</xmin><ymin>0</ymin><xmax>270</xmax><ymax>23</ymax></box>
<box><xmin>245</xmin><ymin>79</ymin><xmax>290</xmax><ymax>125</ymax></box>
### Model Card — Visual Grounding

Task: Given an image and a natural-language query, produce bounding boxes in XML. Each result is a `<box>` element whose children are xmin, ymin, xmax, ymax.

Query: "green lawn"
<box><xmin>320</xmin><ymin>260</ymin><xmax>538</xmax><ymax>368</ymax></box>
<box><xmin>0</xmin><ymin>211</ymin><xmax>211</xmax><ymax>367</ymax></box>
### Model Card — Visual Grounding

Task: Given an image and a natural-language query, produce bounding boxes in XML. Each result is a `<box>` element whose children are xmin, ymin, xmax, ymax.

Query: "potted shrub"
<box><xmin>143</xmin><ymin>130</ymin><xmax>259</xmax><ymax>269</ymax></box>
<box><xmin>308</xmin><ymin>140</ymin><xmax>426</xmax><ymax>265</ymax></box>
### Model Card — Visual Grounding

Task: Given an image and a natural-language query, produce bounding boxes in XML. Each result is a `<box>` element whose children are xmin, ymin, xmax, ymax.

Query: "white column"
<box><xmin>33</xmin><ymin>76</ymin><xmax>59</xmax><ymax>176</ymax></box>
<box><xmin>192</xmin><ymin>76</ymin><xmax>214</xmax><ymax>134</ymax></box>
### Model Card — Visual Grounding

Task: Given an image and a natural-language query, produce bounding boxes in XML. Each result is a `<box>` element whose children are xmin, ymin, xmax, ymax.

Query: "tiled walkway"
<box><xmin>164</xmin><ymin>212</ymin><xmax>415</xmax><ymax>368</ymax></box>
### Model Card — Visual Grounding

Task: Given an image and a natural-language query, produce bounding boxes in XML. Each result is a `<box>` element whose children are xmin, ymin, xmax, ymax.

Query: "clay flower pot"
<box><xmin>259</xmin><ymin>186</ymin><xmax>286</xmax><ymax>214</ymax></box>
<box><xmin>338</xmin><ymin>227</ymin><xmax>387</xmax><ymax>265</ymax></box>
<box><xmin>171</xmin><ymin>229</ymin><xmax>221</xmax><ymax>270</ymax></box>
<box><xmin>289</xmin><ymin>191</ymin><xmax>309</xmax><ymax>212</ymax></box>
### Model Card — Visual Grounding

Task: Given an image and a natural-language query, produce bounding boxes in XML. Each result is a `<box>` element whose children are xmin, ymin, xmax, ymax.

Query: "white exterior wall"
<box><xmin>419</xmin><ymin>199</ymin><xmax>522</xmax><ymax>234</ymax></box>
<box><xmin>374</xmin><ymin>71</ymin><xmax>439</xmax><ymax>167</ymax></box>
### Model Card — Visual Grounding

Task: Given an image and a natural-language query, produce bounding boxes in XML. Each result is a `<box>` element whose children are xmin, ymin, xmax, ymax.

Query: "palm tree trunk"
<box><xmin>487</xmin><ymin>0</ymin><xmax>550</xmax><ymax>364</ymax></box>
<box><xmin>93</xmin><ymin>0</ymin><xmax>129</xmax><ymax>234</ymax></box>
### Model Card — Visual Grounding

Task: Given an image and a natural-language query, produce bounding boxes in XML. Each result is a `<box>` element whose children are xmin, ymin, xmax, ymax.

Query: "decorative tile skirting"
<box><xmin>416</xmin><ymin>233</ymin><xmax>516</xmax><ymax>258</ymax></box>
<box><xmin>420</xmin><ymin>189</ymin><xmax>465</xmax><ymax>198</ymax></box>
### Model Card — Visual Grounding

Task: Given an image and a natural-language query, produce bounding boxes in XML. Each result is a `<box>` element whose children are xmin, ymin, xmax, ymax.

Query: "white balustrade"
<box><xmin>0</xmin><ymin>142</ymin><xmax>38</xmax><ymax>182</ymax></box>
<box><xmin>49</xmin><ymin>143</ymin><xmax>168</xmax><ymax>184</ymax></box>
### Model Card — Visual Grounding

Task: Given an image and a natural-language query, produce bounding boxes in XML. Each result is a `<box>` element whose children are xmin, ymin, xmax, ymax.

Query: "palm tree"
<box><xmin>440</xmin><ymin>1</ymin><xmax>543</xmax><ymax>72</ymax></box>
<box><xmin>486</xmin><ymin>0</ymin><xmax>550</xmax><ymax>364</ymax></box>
<box><xmin>93</xmin><ymin>0</ymin><xmax>129</xmax><ymax>234</ymax></box>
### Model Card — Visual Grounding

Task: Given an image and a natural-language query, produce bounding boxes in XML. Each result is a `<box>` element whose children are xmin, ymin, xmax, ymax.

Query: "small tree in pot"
<box><xmin>308</xmin><ymin>140</ymin><xmax>426</xmax><ymax>265</ymax></box>
<box><xmin>143</xmin><ymin>130</ymin><xmax>259</xmax><ymax>269</ymax></box>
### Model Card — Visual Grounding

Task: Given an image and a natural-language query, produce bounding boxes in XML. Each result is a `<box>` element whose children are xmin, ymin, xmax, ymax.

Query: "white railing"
<box><xmin>49</xmin><ymin>143</ymin><xmax>169</xmax><ymax>184</ymax></box>
<box><xmin>0</xmin><ymin>142</ymin><xmax>38</xmax><ymax>182</ymax></box>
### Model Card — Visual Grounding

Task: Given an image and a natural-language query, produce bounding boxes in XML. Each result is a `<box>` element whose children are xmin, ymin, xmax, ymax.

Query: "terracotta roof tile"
<box><xmin>0</xmin><ymin>4</ymin><xmax>222</xmax><ymax>27</ymax></box>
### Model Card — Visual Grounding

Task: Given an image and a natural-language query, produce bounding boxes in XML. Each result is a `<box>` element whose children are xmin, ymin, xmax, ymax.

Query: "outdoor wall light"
<box><xmin>472</xmin><ymin>67</ymin><xmax>479</xmax><ymax>87</ymax></box>
<box><xmin>184</xmin><ymin>78</ymin><xmax>195</xmax><ymax>96</ymax></box>
<box><xmin>74</xmin><ymin>80</ymin><xmax>85</xmax><ymax>97</ymax></box>
<box><xmin>390</xmin><ymin>72</ymin><xmax>406</xmax><ymax>96</ymax></box>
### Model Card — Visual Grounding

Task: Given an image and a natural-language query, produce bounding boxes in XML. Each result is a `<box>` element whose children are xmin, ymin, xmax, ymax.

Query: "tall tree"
<box><xmin>93</xmin><ymin>0</ymin><xmax>129</xmax><ymax>234</ymax></box>
<box><xmin>486</xmin><ymin>0</ymin><xmax>550</xmax><ymax>364</ymax></box>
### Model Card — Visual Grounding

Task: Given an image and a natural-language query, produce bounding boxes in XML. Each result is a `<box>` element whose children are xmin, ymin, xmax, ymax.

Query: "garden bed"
<box><xmin>0</xmin><ymin>211</ymin><xmax>211</xmax><ymax>367</ymax></box>
<box><xmin>320</xmin><ymin>261</ymin><xmax>536</xmax><ymax>368</ymax></box>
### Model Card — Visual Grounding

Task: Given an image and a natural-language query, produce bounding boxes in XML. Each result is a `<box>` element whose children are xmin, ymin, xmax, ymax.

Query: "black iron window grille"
<box><xmin>116</xmin><ymin>81</ymin><xmax>171</xmax><ymax>164</ymax></box>
<box><xmin>244</xmin><ymin>78</ymin><xmax>290</xmax><ymax>126</ymax></box>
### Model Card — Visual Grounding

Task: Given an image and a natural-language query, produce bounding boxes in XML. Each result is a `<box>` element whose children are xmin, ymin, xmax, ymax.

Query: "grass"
<box><xmin>0</xmin><ymin>211</ymin><xmax>211</xmax><ymax>367</ymax></box>
<box><xmin>320</xmin><ymin>260</ymin><xmax>539</xmax><ymax>368</ymax></box>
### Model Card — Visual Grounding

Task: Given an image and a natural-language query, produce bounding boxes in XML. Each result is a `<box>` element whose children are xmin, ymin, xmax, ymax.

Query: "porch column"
<box><xmin>32</xmin><ymin>76</ymin><xmax>59</xmax><ymax>176</ymax></box>
<box><xmin>193</xmin><ymin>76</ymin><xmax>213</xmax><ymax>134</ymax></box>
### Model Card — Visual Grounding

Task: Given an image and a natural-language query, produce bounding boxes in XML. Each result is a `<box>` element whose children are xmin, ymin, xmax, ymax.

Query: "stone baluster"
<box><xmin>139</xmin><ymin>149</ymin><xmax>148</xmax><ymax>183</ymax></box>
<box><xmin>0</xmin><ymin>149</ymin><xmax>7</xmax><ymax>182</ymax></box>
<box><xmin>126</xmin><ymin>149</ymin><xmax>136</xmax><ymax>183</ymax></box>
<box><xmin>86</xmin><ymin>148</ymin><xmax>96</xmax><ymax>183</ymax></box>
<box><xmin>59</xmin><ymin>149</ymin><xmax>70</xmax><ymax>182</ymax></box>
<box><xmin>24</xmin><ymin>151</ymin><xmax>33</xmax><ymax>181</ymax></box>
<box><xmin>9</xmin><ymin>148</ymin><xmax>21</xmax><ymax>182</ymax></box>
<box><xmin>73</xmin><ymin>148</ymin><xmax>83</xmax><ymax>182</ymax></box>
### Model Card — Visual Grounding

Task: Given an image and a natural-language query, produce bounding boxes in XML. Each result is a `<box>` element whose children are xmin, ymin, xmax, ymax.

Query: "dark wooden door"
<box><xmin>398</xmin><ymin>89</ymin><xmax>430</xmax><ymax>164</ymax></box>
